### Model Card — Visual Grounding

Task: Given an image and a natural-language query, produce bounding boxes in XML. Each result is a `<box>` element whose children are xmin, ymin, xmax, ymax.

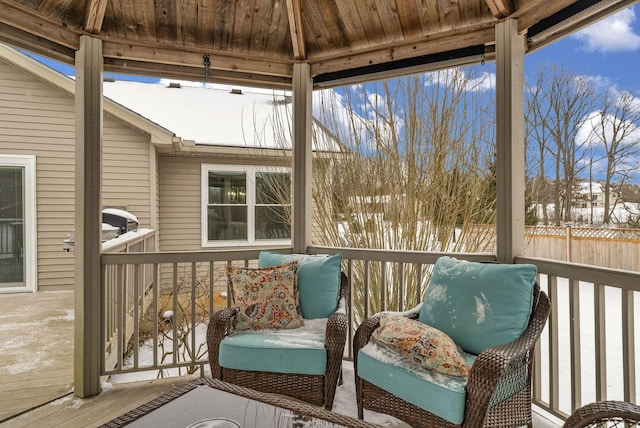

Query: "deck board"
<box><xmin>0</xmin><ymin>290</ymin><xmax>74</xmax><ymax>422</ymax></box>
<box><xmin>3</xmin><ymin>377</ymin><xmax>193</xmax><ymax>428</ymax></box>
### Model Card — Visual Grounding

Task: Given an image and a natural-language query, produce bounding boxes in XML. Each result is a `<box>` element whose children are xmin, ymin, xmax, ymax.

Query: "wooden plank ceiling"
<box><xmin>0</xmin><ymin>0</ymin><xmax>636</xmax><ymax>89</ymax></box>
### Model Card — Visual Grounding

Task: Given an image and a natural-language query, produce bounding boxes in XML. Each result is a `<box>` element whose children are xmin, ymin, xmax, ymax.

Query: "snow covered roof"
<box><xmin>103</xmin><ymin>80</ymin><xmax>340</xmax><ymax>151</ymax></box>
<box><xmin>578</xmin><ymin>182</ymin><xmax>605</xmax><ymax>194</ymax></box>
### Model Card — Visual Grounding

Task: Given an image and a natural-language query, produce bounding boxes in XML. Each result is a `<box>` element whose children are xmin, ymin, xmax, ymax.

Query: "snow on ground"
<box><xmin>538</xmin><ymin>276</ymin><xmax>640</xmax><ymax>416</ymax></box>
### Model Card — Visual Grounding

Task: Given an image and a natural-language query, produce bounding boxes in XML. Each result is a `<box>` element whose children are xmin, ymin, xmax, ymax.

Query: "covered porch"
<box><xmin>0</xmin><ymin>0</ymin><xmax>638</xmax><ymax>426</ymax></box>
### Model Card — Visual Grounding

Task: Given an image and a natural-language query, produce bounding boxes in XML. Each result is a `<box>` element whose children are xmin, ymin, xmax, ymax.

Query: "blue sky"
<box><xmin>526</xmin><ymin>5</ymin><xmax>640</xmax><ymax>92</ymax></box>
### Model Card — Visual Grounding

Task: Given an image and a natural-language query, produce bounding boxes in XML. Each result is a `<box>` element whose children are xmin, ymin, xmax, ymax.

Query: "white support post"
<box><xmin>291</xmin><ymin>63</ymin><xmax>313</xmax><ymax>253</ymax></box>
<box><xmin>495</xmin><ymin>19</ymin><xmax>525</xmax><ymax>263</ymax></box>
<box><xmin>74</xmin><ymin>35</ymin><xmax>103</xmax><ymax>398</ymax></box>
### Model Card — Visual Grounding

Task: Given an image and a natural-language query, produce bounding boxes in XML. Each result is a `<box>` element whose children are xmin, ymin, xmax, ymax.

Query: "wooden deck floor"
<box><xmin>0</xmin><ymin>290</ymin><xmax>75</xmax><ymax>423</ymax></box>
<box><xmin>0</xmin><ymin>289</ymin><xmax>562</xmax><ymax>428</ymax></box>
<box><xmin>3</xmin><ymin>377</ymin><xmax>194</xmax><ymax>428</ymax></box>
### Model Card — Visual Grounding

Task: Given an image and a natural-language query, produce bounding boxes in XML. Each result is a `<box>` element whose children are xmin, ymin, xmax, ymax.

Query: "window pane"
<box><xmin>208</xmin><ymin>172</ymin><xmax>246</xmax><ymax>204</ymax></box>
<box><xmin>255</xmin><ymin>206</ymin><xmax>291</xmax><ymax>240</ymax></box>
<box><xmin>0</xmin><ymin>167</ymin><xmax>25</xmax><ymax>286</ymax></box>
<box><xmin>208</xmin><ymin>206</ymin><xmax>247</xmax><ymax>240</ymax></box>
<box><xmin>256</xmin><ymin>172</ymin><xmax>290</xmax><ymax>205</ymax></box>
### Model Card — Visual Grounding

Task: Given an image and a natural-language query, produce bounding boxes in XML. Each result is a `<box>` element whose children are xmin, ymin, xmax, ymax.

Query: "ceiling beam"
<box><xmin>310</xmin><ymin>25</ymin><xmax>495</xmax><ymax>77</ymax></box>
<box><xmin>0</xmin><ymin>22</ymin><xmax>76</xmax><ymax>63</ymax></box>
<box><xmin>103</xmin><ymin>57</ymin><xmax>292</xmax><ymax>90</ymax></box>
<box><xmin>286</xmin><ymin>0</ymin><xmax>306</xmax><ymax>60</ymax></box>
<box><xmin>0</xmin><ymin>0</ymin><xmax>81</xmax><ymax>50</ymax></box>
<box><xmin>100</xmin><ymin>38</ymin><xmax>293</xmax><ymax>78</ymax></box>
<box><xmin>84</xmin><ymin>0</ymin><xmax>109</xmax><ymax>34</ymax></box>
<box><xmin>486</xmin><ymin>0</ymin><xmax>515</xmax><ymax>19</ymax></box>
<box><xmin>526</xmin><ymin>0</ymin><xmax>638</xmax><ymax>51</ymax></box>
<box><xmin>314</xmin><ymin>45</ymin><xmax>489</xmax><ymax>88</ymax></box>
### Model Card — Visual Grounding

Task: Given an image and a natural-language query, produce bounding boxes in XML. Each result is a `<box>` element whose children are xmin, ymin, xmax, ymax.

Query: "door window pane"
<box><xmin>0</xmin><ymin>167</ymin><xmax>25</xmax><ymax>286</ymax></box>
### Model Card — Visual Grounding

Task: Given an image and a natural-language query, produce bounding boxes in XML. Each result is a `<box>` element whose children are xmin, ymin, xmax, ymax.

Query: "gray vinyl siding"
<box><xmin>0</xmin><ymin>59</ymin><xmax>75</xmax><ymax>290</ymax></box>
<box><xmin>0</xmin><ymin>59</ymin><xmax>154</xmax><ymax>291</ymax></box>
<box><xmin>158</xmin><ymin>156</ymin><xmax>202</xmax><ymax>251</ymax></box>
<box><xmin>103</xmin><ymin>125</ymin><xmax>152</xmax><ymax>228</ymax></box>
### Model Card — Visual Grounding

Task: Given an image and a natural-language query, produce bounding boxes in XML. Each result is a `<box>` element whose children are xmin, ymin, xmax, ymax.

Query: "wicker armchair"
<box><xmin>207</xmin><ymin>272</ymin><xmax>349</xmax><ymax>410</ymax></box>
<box><xmin>354</xmin><ymin>281</ymin><xmax>550</xmax><ymax>428</ymax></box>
<box><xmin>563</xmin><ymin>401</ymin><xmax>640</xmax><ymax>427</ymax></box>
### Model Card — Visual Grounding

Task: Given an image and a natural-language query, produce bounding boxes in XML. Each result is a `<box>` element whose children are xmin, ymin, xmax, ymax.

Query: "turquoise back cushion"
<box><xmin>258</xmin><ymin>251</ymin><xmax>342</xmax><ymax>319</ymax></box>
<box><xmin>418</xmin><ymin>257</ymin><xmax>536</xmax><ymax>355</ymax></box>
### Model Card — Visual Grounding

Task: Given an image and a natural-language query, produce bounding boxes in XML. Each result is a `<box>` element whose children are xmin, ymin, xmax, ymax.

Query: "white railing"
<box><xmin>100</xmin><ymin>247</ymin><xmax>639</xmax><ymax>423</ymax></box>
<box><xmin>517</xmin><ymin>256</ymin><xmax>639</xmax><ymax>420</ymax></box>
<box><xmin>101</xmin><ymin>229</ymin><xmax>156</xmax><ymax>371</ymax></box>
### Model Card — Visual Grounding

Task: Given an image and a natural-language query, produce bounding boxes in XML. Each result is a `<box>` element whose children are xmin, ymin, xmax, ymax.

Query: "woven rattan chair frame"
<box><xmin>563</xmin><ymin>401</ymin><xmax>640</xmax><ymax>427</ymax></box>
<box><xmin>207</xmin><ymin>271</ymin><xmax>349</xmax><ymax>410</ymax></box>
<box><xmin>354</xmin><ymin>283</ymin><xmax>551</xmax><ymax>428</ymax></box>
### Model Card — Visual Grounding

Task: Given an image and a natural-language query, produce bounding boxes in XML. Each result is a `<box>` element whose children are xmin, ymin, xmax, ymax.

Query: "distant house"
<box><xmin>573</xmin><ymin>182</ymin><xmax>619</xmax><ymax>209</ymax></box>
<box><xmin>0</xmin><ymin>44</ymin><xmax>339</xmax><ymax>294</ymax></box>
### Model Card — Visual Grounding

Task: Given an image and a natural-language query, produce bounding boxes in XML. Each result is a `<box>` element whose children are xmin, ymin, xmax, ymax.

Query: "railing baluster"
<box><xmin>153</xmin><ymin>263</ymin><xmax>159</xmax><ymax>368</ymax></box>
<box><xmin>569</xmin><ymin>278</ymin><xmax>581</xmax><ymax>412</ymax></box>
<box><xmin>347</xmin><ymin>258</ymin><xmax>354</xmax><ymax>359</ymax></box>
<box><xmin>595</xmin><ymin>284</ymin><xmax>607</xmax><ymax>402</ymax></box>
<box><xmin>209</xmin><ymin>261</ymin><xmax>214</xmax><ymax>316</ymax></box>
<box><xmin>549</xmin><ymin>275</ymin><xmax>560</xmax><ymax>414</ymax></box>
<box><xmin>117</xmin><ymin>263</ymin><xmax>125</xmax><ymax>371</ymax></box>
<box><xmin>398</xmin><ymin>262</ymin><xmax>404</xmax><ymax>312</ymax></box>
<box><xmin>533</xmin><ymin>272</ymin><xmax>545</xmax><ymax>404</ymax></box>
<box><xmin>172</xmin><ymin>262</ymin><xmax>178</xmax><ymax>366</ymax></box>
<box><xmin>415</xmin><ymin>264</ymin><xmax>423</xmax><ymax>305</ymax></box>
<box><xmin>380</xmin><ymin>261</ymin><xmax>386</xmax><ymax>312</ymax></box>
<box><xmin>191</xmin><ymin>261</ymin><xmax>197</xmax><ymax>371</ymax></box>
<box><xmin>133</xmin><ymin>262</ymin><xmax>140</xmax><ymax>370</ymax></box>
<box><xmin>622</xmin><ymin>288</ymin><xmax>636</xmax><ymax>403</ymax></box>
<box><xmin>363</xmin><ymin>260</ymin><xmax>370</xmax><ymax>319</ymax></box>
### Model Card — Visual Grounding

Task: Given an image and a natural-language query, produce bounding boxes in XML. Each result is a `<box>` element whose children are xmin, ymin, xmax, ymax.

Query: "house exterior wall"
<box><xmin>0</xmin><ymin>58</ymin><xmax>155</xmax><ymax>291</ymax></box>
<box><xmin>158</xmin><ymin>153</ymin><xmax>333</xmax><ymax>254</ymax></box>
<box><xmin>158</xmin><ymin>154</ymin><xmax>286</xmax><ymax>250</ymax></box>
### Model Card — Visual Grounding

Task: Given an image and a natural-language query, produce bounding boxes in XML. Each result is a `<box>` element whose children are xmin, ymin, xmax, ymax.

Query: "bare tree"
<box><xmin>587</xmin><ymin>88</ymin><xmax>640</xmax><ymax>224</ymax></box>
<box><xmin>309</xmin><ymin>69</ymin><xmax>497</xmax><ymax>320</ymax></box>
<box><xmin>525</xmin><ymin>65</ymin><xmax>598</xmax><ymax>225</ymax></box>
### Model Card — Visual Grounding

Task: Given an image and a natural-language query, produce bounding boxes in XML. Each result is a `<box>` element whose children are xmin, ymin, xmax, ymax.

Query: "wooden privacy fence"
<box><xmin>525</xmin><ymin>226</ymin><xmax>640</xmax><ymax>271</ymax></box>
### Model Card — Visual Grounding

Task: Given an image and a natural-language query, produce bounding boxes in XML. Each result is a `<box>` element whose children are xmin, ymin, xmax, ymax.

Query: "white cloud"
<box><xmin>467</xmin><ymin>72</ymin><xmax>496</xmax><ymax>91</ymax></box>
<box><xmin>572</xmin><ymin>8</ymin><xmax>640</xmax><ymax>53</ymax></box>
<box><xmin>576</xmin><ymin>109</ymin><xmax>640</xmax><ymax>149</ymax></box>
<box><xmin>425</xmin><ymin>68</ymin><xmax>495</xmax><ymax>92</ymax></box>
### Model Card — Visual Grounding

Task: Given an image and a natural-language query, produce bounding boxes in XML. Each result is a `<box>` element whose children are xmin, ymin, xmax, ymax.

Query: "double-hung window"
<box><xmin>202</xmin><ymin>164</ymin><xmax>291</xmax><ymax>246</ymax></box>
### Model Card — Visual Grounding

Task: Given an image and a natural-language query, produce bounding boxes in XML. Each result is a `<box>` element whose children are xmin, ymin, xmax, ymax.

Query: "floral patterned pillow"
<box><xmin>228</xmin><ymin>262</ymin><xmax>304</xmax><ymax>331</ymax></box>
<box><xmin>371</xmin><ymin>312</ymin><xmax>470</xmax><ymax>377</ymax></box>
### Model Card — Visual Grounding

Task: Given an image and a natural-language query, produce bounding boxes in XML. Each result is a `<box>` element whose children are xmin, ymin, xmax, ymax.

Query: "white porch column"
<box><xmin>495</xmin><ymin>19</ymin><xmax>525</xmax><ymax>263</ymax></box>
<box><xmin>74</xmin><ymin>35</ymin><xmax>103</xmax><ymax>398</ymax></box>
<box><xmin>291</xmin><ymin>63</ymin><xmax>313</xmax><ymax>253</ymax></box>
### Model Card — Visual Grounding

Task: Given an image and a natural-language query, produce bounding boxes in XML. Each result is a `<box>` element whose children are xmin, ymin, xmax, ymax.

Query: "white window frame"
<box><xmin>0</xmin><ymin>155</ymin><xmax>37</xmax><ymax>293</ymax></box>
<box><xmin>201</xmin><ymin>164</ymin><xmax>291</xmax><ymax>247</ymax></box>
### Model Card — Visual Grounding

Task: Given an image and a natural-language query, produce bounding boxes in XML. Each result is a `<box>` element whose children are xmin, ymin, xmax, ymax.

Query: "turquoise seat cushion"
<box><xmin>419</xmin><ymin>257</ymin><xmax>537</xmax><ymax>355</ymax></box>
<box><xmin>358</xmin><ymin>342</ymin><xmax>476</xmax><ymax>425</ymax></box>
<box><xmin>219</xmin><ymin>325</ymin><xmax>327</xmax><ymax>375</ymax></box>
<box><xmin>258</xmin><ymin>251</ymin><xmax>342</xmax><ymax>319</ymax></box>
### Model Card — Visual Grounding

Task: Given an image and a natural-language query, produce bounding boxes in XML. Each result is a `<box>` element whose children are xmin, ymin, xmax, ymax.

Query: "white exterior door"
<box><xmin>0</xmin><ymin>155</ymin><xmax>36</xmax><ymax>293</ymax></box>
